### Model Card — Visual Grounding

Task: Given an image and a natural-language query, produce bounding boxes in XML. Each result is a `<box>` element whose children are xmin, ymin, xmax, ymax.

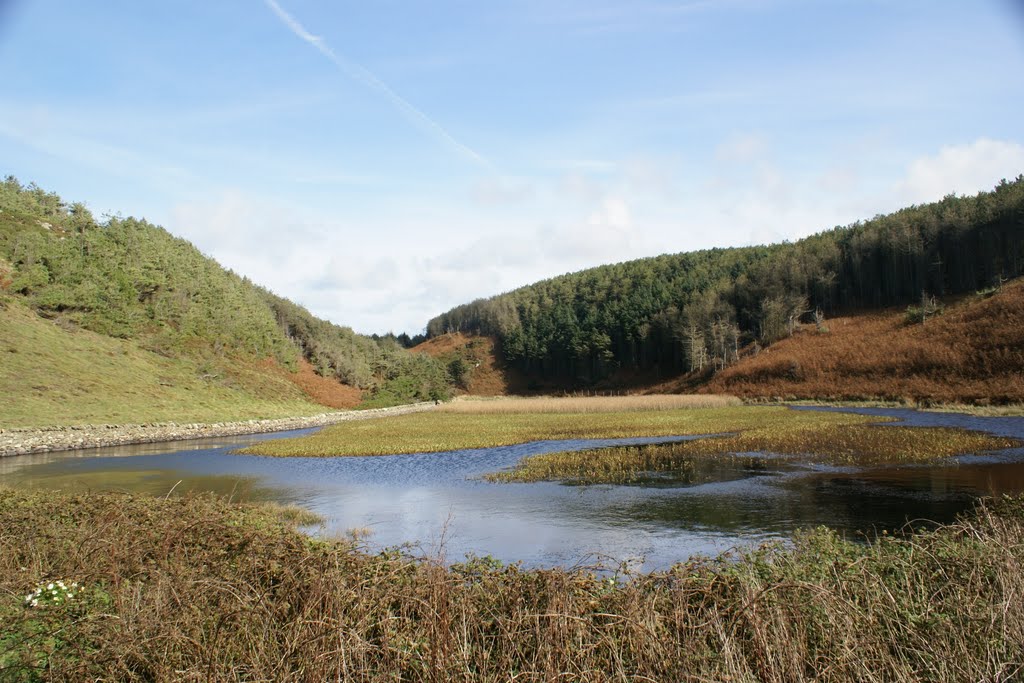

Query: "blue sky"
<box><xmin>2</xmin><ymin>0</ymin><xmax>1023</xmax><ymax>334</ymax></box>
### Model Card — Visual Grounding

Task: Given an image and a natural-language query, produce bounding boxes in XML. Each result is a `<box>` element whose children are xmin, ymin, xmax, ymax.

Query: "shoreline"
<box><xmin>0</xmin><ymin>402</ymin><xmax>438</xmax><ymax>457</ymax></box>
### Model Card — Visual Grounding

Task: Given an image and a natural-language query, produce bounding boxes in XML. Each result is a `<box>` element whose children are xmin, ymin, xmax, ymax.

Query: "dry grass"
<box><xmin>2</xmin><ymin>490</ymin><xmax>1024</xmax><ymax>681</ymax></box>
<box><xmin>703</xmin><ymin>279</ymin><xmax>1024</xmax><ymax>404</ymax></box>
<box><xmin>263</xmin><ymin>357</ymin><xmax>363</xmax><ymax>410</ymax></box>
<box><xmin>489</xmin><ymin>423</ymin><xmax>1020</xmax><ymax>484</ymax></box>
<box><xmin>440</xmin><ymin>394</ymin><xmax>741</xmax><ymax>414</ymax></box>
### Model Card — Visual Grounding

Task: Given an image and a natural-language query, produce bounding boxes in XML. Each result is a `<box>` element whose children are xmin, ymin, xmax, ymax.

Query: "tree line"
<box><xmin>426</xmin><ymin>177</ymin><xmax>1024</xmax><ymax>385</ymax></box>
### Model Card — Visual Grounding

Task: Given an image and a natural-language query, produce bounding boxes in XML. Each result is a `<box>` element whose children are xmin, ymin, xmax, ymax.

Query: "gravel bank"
<box><xmin>0</xmin><ymin>403</ymin><xmax>439</xmax><ymax>457</ymax></box>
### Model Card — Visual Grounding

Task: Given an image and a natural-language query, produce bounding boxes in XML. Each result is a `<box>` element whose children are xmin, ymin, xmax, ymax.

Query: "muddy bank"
<box><xmin>0</xmin><ymin>403</ymin><xmax>438</xmax><ymax>457</ymax></box>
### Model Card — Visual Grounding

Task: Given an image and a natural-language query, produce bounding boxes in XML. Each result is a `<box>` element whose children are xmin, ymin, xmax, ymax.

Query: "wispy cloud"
<box><xmin>264</xmin><ymin>0</ymin><xmax>492</xmax><ymax>170</ymax></box>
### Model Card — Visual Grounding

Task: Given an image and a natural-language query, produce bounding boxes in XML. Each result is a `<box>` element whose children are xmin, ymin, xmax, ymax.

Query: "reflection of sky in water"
<box><xmin>3</xmin><ymin>408</ymin><xmax>1024</xmax><ymax>571</ymax></box>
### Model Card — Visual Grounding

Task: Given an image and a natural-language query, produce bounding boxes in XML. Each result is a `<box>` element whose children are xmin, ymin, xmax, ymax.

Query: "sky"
<box><xmin>2</xmin><ymin>0</ymin><xmax>1023</xmax><ymax>335</ymax></box>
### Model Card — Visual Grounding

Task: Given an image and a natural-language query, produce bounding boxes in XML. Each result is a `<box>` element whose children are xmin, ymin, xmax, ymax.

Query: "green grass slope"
<box><xmin>0</xmin><ymin>298</ymin><xmax>326</xmax><ymax>428</ymax></box>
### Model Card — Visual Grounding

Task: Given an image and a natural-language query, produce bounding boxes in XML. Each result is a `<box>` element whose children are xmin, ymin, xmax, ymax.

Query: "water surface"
<box><xmin>3</xmin><ymin>407</ymin><xmax>1023</xmax><ymax>571</ymax></box>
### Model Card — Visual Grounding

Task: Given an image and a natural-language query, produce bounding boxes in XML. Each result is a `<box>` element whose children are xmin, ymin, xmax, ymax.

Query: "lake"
<box><xmin>3</xmin><ymin>406</ymin><xmax>1023</xmax><ymax>571</ymax></box>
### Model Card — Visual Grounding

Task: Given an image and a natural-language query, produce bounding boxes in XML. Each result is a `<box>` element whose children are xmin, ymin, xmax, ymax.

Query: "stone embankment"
<box><xmin>0</xmin><ymin>402</ymin><xmax>438</xmax><ymax>457</ymax></box>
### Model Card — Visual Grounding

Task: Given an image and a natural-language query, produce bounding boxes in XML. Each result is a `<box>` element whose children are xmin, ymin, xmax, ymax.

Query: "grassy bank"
<box><xmin>0</xmin><ymin>299</ymin><xmax>331</xmax><ymax>428</ymax></box>
<box><xmin>240</xmin><ymin>403</ymin><xmax>878</xmax><ymax>457</ymax></box>
<box><xmin>488</xmin><ymin>423</ymin><xmax>1020</xmax><ymax>484</ymax></box>
<box><xmin>2</xmin><ymin>489</ymin><xmax>1023</xmax><ymax>681</ymax></box>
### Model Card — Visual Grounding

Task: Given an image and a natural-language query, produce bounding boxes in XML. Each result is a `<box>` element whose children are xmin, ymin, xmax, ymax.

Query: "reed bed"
<box><xmin>439</xmin><ymin>394</ymin><xmax>741</xmax><ymax>414</ymax></box>
<box><xmin>488</xmin><ymin>423</ymin><xmax>1021</xmax><ymax>484</ymax></box>
<box><xmin>2</xmin><ymin>490</ymin><xmax>1024</xmax><ymax>682</ymax></box>
<box><xmin>241</xmin><ymin>405</ymin><xmax>871</xmax><ymax>457</ymax></box>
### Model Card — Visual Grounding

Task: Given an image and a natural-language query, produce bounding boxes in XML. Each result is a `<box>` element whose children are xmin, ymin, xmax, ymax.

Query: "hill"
<box><xmin>0</xmin><ymin>178</ymin><xmax>451</xmax><ymax>427</ymax></box>
<box><xmin>426</xmin><ymin>177</ymin><xmax>1024</xmax><ymax>399</ymax></box>
<box><xmin>696</xmin><ymin>278</ymin><xmax>1024</xmax><ymax>404</ymax></box>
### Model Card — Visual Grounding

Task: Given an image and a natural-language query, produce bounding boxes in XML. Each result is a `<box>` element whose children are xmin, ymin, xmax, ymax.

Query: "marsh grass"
<box><xmin>240</xmin><ymin>405</ymin><xmax>874</xmax><ymax>457</ymax></box>
<box><xmin>2</xmin><ymin>489</ymin><xmax>1024</xmax><ymax>681</ymax></box>
<box><xmin>440</xmin><ymin>394</ymin><xmax>741</xmax><ymax>413</ymax></box>
<box><xmin>489</xmin><ymin>423</ymin><xmax>1020</xmax><ymax>484</ymax></box>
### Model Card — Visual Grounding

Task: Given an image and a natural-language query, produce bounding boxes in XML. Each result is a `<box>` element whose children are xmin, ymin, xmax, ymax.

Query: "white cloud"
<box><xmin>896</xmin><ymin>138</ymin><xmax>1024</xmax><ymax>204</ymax></box>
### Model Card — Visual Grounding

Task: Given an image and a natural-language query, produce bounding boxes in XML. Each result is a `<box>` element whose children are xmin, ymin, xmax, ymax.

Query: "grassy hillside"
<box><xmin>0</xmin><ymin>177</ymin><xmax>451</xmax><ymax>426</ymax></box>
<box><xmin>0</xmin><ymin>298</ymin><xmax>328</xmax><ymax>427</ymax></box>
<box><xmin>699</xmin><ymin>278</ymin><xmax>1024</xmax><ymax>403</ymax></box>
<box><xmin>427</xmin><ymin>177</ymin><xmax>1024</xmax><ymax>388</ymax></box>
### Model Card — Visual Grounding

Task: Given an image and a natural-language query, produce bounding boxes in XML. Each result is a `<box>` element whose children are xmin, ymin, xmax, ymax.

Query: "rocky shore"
<box><xmin>0</xmin><ymin>402</ymin><xmax>438</xmax><ymax>457</ymax></box>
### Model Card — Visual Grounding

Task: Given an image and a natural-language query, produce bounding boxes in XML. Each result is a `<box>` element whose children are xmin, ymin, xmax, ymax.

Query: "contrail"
<box><xmin>264</xmin><ymin>0</ymin><xmax>491</xmax><ymax>170</ymax></box>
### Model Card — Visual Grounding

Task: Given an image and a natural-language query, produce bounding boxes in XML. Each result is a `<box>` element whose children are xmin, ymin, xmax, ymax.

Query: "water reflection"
<box><xmin>2</xmin><ymin>408</ymin><xmax>1024</xmax><ymax>570</ymax></box>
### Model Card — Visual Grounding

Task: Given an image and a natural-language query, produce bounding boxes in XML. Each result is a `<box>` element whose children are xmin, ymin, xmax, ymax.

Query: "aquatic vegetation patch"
<box><xmin>2</xmin><ymin>489</ymin><xmax>1024</xmax><ymax>680</ymax></box>
<box><xmin>438</xmin><ymin>393</ymin><xmax>742</xmax><ymax>413</ymax></box>
<box><xmin>239</xmin><ymin>405</ymin><xmax>875</xmax><ymax>457</ymax></box>
<box><xmin>489</xmin><ymin>423</ymin><xmax>1020</xmax><ymax>484</ymax></box>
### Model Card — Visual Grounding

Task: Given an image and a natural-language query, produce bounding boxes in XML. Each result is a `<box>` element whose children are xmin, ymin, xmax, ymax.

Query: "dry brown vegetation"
<box><xmin>412</xmin><ymin>333</ymin><xmax>530</xmax><ymax>395</ymax></box>
<box><xmin>2</xmin><ymin>490</ymin><xmax>1024</xmax><ymax>682</ymax></box>
<box><xmin>439</xmin><ymin>394</ymin><xmax>741</xmax><ymax>414</ymax></box>
<box><xmin>702</xmin><ymin>279</ymin><xmax>1024</xmax><ymax>404</ymax></box>
<box><xmin>262</xmin><ymin>357</ymin><xmax>364</xmax><ymax>409</ymax></box>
